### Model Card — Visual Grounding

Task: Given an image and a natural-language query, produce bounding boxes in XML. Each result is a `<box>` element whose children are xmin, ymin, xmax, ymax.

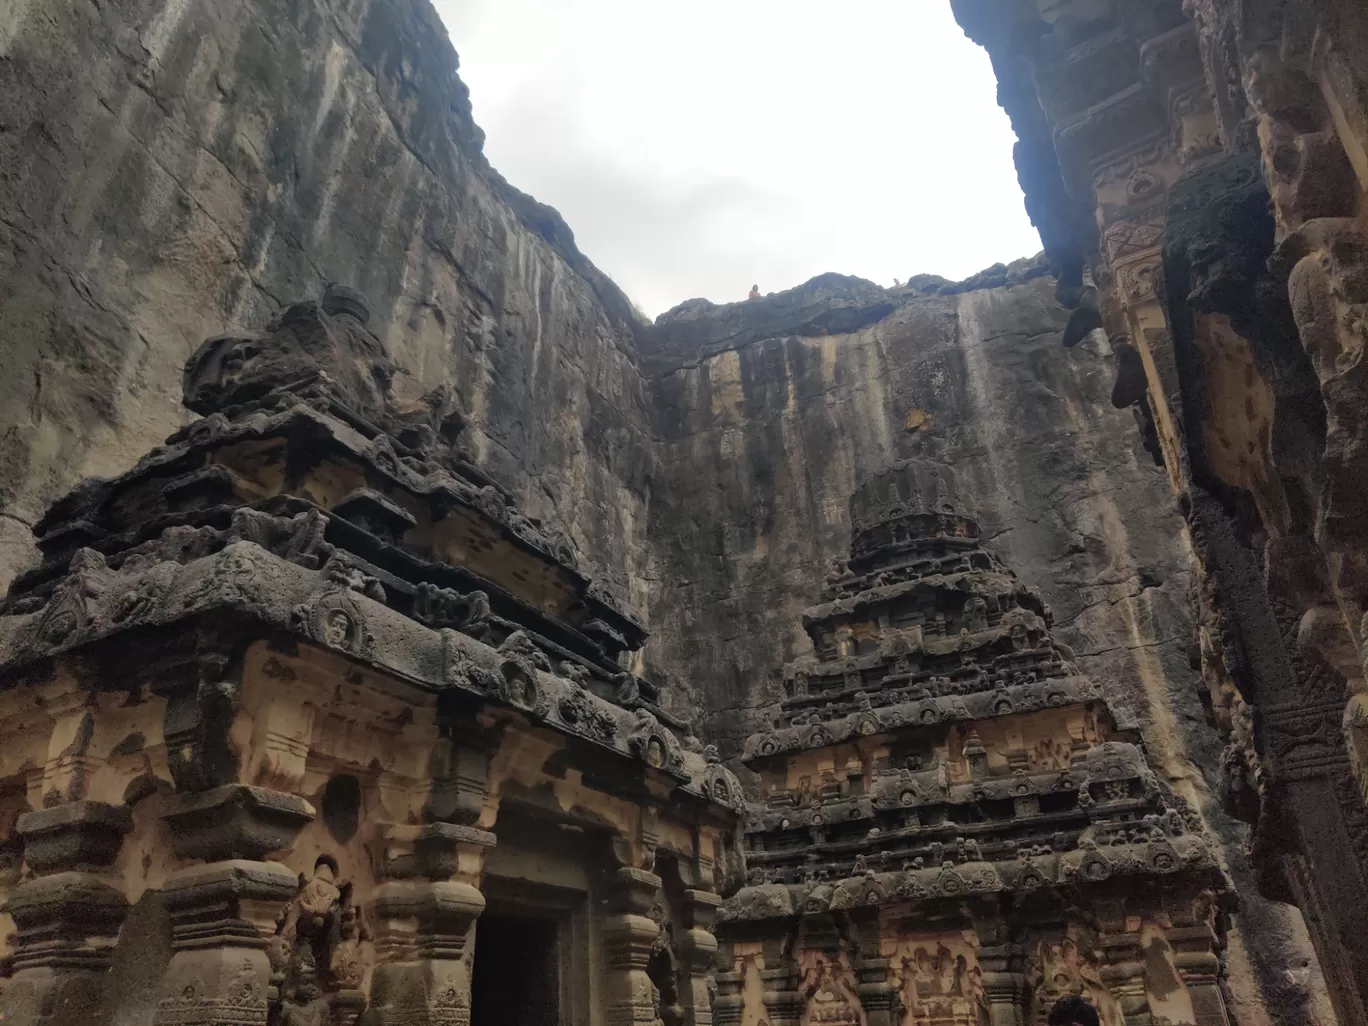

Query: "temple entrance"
<box><xmin>470</xmin><ymin>911</ymin><xmax>561</xmax><ymax>1026</ymax></box>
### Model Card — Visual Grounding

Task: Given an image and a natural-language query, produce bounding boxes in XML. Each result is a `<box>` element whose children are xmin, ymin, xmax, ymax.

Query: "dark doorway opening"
<box><xmin>470</xmin><ymin>912</ymin><xmax>560</xmax><ymax>1026</ymax></box>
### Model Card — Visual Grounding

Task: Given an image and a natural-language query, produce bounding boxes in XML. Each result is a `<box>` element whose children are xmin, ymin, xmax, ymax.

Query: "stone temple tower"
<box><xmin>715</xmin><ymin>459</ymin><xmax>1232</xmax><ymax>1026</ymax></box>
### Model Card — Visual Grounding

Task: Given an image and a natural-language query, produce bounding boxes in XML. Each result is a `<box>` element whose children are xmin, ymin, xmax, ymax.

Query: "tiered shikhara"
<box><xmin>0</xmin><ymin>286</ymin><xmax>743</xmax><ymax>1026</ymax></box>
<box><xmin>716</xmin><ymin>460</ymin><xmax>1233</xmax><ymax>1026</ymax></box>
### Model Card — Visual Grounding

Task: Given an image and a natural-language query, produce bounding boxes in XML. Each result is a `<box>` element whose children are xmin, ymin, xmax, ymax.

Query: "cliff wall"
<box><xmin>0</xmin><ymin>0</ymin><xmax>654</xmax><ymax>608</ymax></box>
<box><xmin>644</xmin><ymin>273</ymin><xmax>1188</xmax><ymax>757</ymax></box>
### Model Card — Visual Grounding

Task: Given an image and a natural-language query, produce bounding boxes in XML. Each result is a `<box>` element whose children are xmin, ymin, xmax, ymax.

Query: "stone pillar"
<box><xmin>853</xmin><ymin>955</ymin><xmax>896</xmax><ymax>1026</ymax></box>
<box><xmin>713</xmin><ymin>962</ymin><xmax>745</xmax><ymax>1026</ymax></box>
<box><xmin>678</xmin><ymin>889</ymin><xmax>722</xmax><ymax>1026</ymax></box>
<box><xmin>0</xmin><ymin>801</ymin><xmax>132</xmax><ymax>1026</ymax></box>
<box><xmin>366</xmin><ymin>821</ymin><xmax>495</xmax><ymax>1026</ymax></box>
<box><xmin>153</xmin><ymin>784</ymin><xmax>315</xmax><ymax>1026</ymax></box>
<box><xmin>603</xmin><ymin>866</ymin><xmax>665</xmax><ymax>1026</ymax></box>
<box><xmin>971</xmin><ymin>900</ymin><xmax>1025</xmax><ymax>1026</ymax></box>
<box><xmin>849</xmin><ymin>912</ymin><xmax>895</xmax><ymax>1026</ymax></box>
<box><xmin>978</xmin><ymin>946</ymin><xmax>1027</xmax><ymax>1026</ymax></box>
<box><xmin>1098</xmin><ymin>932</ymin><xmax>1152</xmax><ymax>1026</ymax></box>
<box><xmin>758</xmin><ymin>960</ymin><xmax>804</xmax><ymax>1026</ymax></box>
<box><xmin>1167</xmin><ymin>923</ymin><xmax>1232</xmax><ymax>1026</ymax></box>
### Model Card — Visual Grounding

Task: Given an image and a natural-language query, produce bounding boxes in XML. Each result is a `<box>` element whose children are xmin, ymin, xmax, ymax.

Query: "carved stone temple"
<box><xmin>714</xmin><ymin>460</ymin><xmax>1231</xmax><ymax>1026</ymax></box>
<box><xmin>0</xmin><ymin>286</ymin><xmax>746</xmax><ymax>1026</ymax></box>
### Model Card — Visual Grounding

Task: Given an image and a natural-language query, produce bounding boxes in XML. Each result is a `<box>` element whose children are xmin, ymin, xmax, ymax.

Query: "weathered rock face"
<box><xmin>644</xmin><ymin>275</ymin><xmax>1189</xmax><ymax>761</ymax></box>
<box><xmin>0</xmin><ymin>0</ymin><xmax>653</xmax><ymax>609</ymax></box>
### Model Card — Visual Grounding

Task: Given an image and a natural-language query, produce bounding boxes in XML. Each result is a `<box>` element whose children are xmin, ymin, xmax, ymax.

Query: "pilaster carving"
<box><xmin>1098</xmin><ymin>933</ymin><xmax>1152</xmax><ymax>1026</ymax></box>
<box><xmin>972</xmin><ymin>910</ymin><xmax>1026</xmax><ymax>1026</ymax></box>
<box><xmin>154</xmin><ymin>785</ymin><xmax>315</xmax><ymax>1026</ymax></box>
<box><xmin>603</xmin><ymin>866</ymin><xmax>665</xmax><ymax>1026</ymax></box>
<box><xmin>1166</xmin><ymin>917</ymin><xmax>1230</xmax><ymax>1026</ymax></box>
<box><xmin>365</xmin><ymin>821</ymin><xmax>495</xmax><ymax>1026</ymax></box>
<box><xmin>677</xmin><ymin>889</ymin><xmax>722</xmax><ymax>1026</ymax></box>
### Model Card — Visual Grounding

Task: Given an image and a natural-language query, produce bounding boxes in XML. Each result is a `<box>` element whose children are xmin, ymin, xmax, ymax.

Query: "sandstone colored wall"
<box><xmin>0</xmin><ymin>0</ymin><xmax>653</xmax><ymax>607</ymax></box>
<box><xmin>642</xmin><ymin>276</ymin><xmax>1329</xmax><ymax>1024</ymax></box>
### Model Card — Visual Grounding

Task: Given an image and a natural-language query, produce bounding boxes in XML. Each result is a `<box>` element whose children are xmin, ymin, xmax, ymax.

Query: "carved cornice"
<box><xmin>0</xmin><ymin>541</ymin><xmax>731</xmax><ymax>812</ymax></box>
<box><xmin>743</xmin><ymin>676</ymin><xmax>1104</xmax><ymax>763</ymax></box>
<box><xmin>720</xmin><ymin>835</ymin><xmax>1221</xmax><ymax>922</ymax></box>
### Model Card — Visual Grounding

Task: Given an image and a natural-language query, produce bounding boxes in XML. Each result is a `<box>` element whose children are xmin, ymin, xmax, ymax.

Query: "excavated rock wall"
<box><xmin>643</xmin><ymin>278</ymin><xmax>1187</xmax><ymax>754</ymax></box>
<box><xmin>0</xmin><ymin>0</ymin><xmax>654</xmax><ymax>608</ymax></box>
<box><xmin>641</xmin><ymin>277</ymin><xmax>1324</xmax><ymax>1024</ymax></box>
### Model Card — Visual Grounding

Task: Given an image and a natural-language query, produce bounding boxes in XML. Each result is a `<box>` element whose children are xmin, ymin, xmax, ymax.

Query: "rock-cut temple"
<box><xmin>715</xmin><ymin>459</ymin><xmax>1232</xmax><ymax>1026</ymax></box>
<box><xmin>0</xmin><ymin>291</ymin><xmax>1236</xmax><ymax>1025</ymax></box>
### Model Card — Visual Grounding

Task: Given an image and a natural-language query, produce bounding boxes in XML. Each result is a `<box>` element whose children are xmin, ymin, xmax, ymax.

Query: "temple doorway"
<box><xmin>470</xmin><ymin>911</ymin><xmax>561</xmax><ymax>1026</ymax></box>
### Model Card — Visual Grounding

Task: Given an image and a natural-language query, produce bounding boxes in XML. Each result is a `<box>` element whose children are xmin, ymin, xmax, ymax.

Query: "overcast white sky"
<box><xmin>432</xmin><ymin>0</ymin><xmax>1041</xmax><ymax>317</ymax></box>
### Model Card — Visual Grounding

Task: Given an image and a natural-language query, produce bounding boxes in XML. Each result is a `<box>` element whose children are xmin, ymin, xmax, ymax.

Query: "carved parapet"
<box><xmin>0</xmin><ymin>800</ymin><xmax>133</xmax><ymax>1026</ymax></box>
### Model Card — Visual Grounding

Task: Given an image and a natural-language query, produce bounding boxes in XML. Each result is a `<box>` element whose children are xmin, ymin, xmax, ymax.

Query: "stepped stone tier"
<box><xmin>0</xmin><ymin>286</ymin><xmax>744</xmax><ymax>1026</ymax></box>
<box><xmin>717</xmin><ymin>460</ymin><xmax>1233</xmax><ymax>1026</ymax></box>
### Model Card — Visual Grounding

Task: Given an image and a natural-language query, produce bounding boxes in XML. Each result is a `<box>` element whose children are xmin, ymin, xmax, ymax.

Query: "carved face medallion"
<box><xmin>323</xmin><ymin>609</ymin><xmax>354</xmax><ymax>648</ymax></box>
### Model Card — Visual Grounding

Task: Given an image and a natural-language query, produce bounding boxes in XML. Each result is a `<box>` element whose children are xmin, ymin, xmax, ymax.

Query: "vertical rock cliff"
<box><xmin>644</xmin><ymin>273</ymin><xmax>1189</xmax><ymax>758</ymax></box>
<box><xmin>0</xmin><ymin>0</ymin><xmax>654</xmax><ymax>607</ymax></box>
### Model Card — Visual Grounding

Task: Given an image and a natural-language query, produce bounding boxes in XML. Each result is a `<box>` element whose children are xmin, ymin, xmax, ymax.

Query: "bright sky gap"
<box><xmin>434</xmin><ymin>0</ymin><xmax>1040</xmax><ymax>317</ymax></box>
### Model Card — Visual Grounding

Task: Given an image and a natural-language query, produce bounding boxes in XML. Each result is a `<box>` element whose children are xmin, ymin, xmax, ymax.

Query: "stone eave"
<box><xmin>800</xmin><ymin>570</ymin><xmax>1040</xmax><ymax>627</ymax></box>
<box><xmin>27</xmin><ymin>401</ymin><xmax>646</xmax><ymax>645</ymax></box>
<box><xmin>742</xmin><ymin>676</ymin><xmax>1106</xmax><ymax>764</ymax></box>
<box><xmin>0</xmin><ymin>541</ymin><xmax>738</xmax><ymax>816</ymax></box>
<box><xmin>718</xmin><ymin>835</ymin><xmax>1223</xmax><ymax>923</ymax></box>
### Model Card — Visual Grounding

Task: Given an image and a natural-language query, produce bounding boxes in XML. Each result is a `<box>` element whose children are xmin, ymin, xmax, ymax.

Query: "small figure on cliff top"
<box><xmin>748</xmin><ymin>284</ymin><xmax>761</xmax><ymax>301</ymax></box>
